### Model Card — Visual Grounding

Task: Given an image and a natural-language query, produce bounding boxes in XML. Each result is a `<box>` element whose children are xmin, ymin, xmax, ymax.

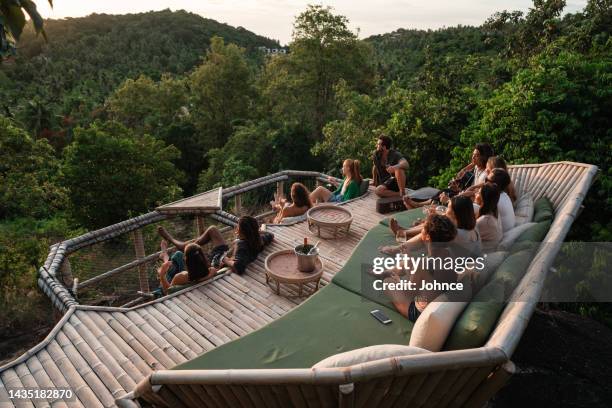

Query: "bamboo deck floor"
<box><xmin>0</xmin><ymin>191</ymin><xmax>387</xmax><ymax>408</ymax></box>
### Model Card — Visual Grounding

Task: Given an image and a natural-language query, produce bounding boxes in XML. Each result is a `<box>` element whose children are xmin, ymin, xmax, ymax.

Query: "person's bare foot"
<box><xmin>159</xmin><ymin>239</ymin><xmax>169</xmax><ymax>262</ymax></box>
<box><xmin>389</xmin><ymin>218</ymin><xmax>400</xmax><ymax>236</ymax></box>
<box><xmin>403</xmin><ymin>196</ymin><xmax>418</xmax><ymax>209</ymax></box>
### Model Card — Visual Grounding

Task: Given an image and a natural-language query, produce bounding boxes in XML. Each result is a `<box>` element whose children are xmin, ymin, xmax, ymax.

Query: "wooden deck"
<box><xmin>0</xmin><ymin>190</ymin><xmax>386</xmax><ymax>408</ymax></box>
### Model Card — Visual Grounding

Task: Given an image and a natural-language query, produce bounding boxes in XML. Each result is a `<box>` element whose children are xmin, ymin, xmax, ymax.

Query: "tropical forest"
<box><xmin>0</xmin><ymin>1</ymin><xmax>611</xmax><ymax>397</ymax></box>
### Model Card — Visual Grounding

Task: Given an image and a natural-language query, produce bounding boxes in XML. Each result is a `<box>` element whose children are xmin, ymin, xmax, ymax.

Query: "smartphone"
<box><xmin>370</xmin><ymin>309</ymin><xmax>392</xmax><ymax>325</ymax></box>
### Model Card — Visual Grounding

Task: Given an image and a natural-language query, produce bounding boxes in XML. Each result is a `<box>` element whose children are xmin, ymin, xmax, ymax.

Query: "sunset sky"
<box><xmin>35</xmin><ymin>1</ymin><xmax>588</xmax><ymax>44</ymax></box>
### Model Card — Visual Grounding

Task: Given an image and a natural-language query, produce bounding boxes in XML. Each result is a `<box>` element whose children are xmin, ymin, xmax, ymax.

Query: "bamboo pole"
<box><xmin>67</xmin><ymin>315</ymin><xmax>137</xmax><ymax>391</ymax></box>
<box><xmin>338</xmin><ymin>383</ymin><xmax>355</xmax><ymax>408</ymax></box>
<box><xmin>464</xmin><ymin>361</ymin><xmax>515</xmax><ymax>408</ymax></box>
<box><xmin>76</xmin><ymin>310</ymin><xmax>148</xmax><ymax>378</ymax></box>
<box><xmin>59</xmin><ymin>258</ymin><xmax>74</xmax><ymax>288</ymax></box>
<box><xmin>52</xmin><ymin>334</ymin><xmax>114</xmax><ymax>408</ymax></box>
<box><xmin>196</xmin><ymin>216</ymin><xmax>206</xmax><ymax>236</ymax></box>
<box><xmin>36</xmin><ymin>350</ymin><xmax>82</xmax><ymax>408</ymax></box>
<box><xmin>131</xmin><ymin>230</ymin><xmax>149</xmax><ymax>294</ymax></box>
<box><xmin>125</xmin><ymin>310</ymin><xmax>189</xmax><ymax>363</ymax></box>
<box><xmin>1</xmin><ymin>368</ymin><xmax>35</xmax><ymax>408</ymax></box>
<box><xmin>93</xmin><ymin>311</ymin><xmax>160</xmax><ymax>371</ymax></box>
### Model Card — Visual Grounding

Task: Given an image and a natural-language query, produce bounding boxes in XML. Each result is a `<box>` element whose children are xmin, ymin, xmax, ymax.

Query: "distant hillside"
<box><xmin>365</xmin><ymin>25</ymin><xmax>505</xmax><ymax>84</ymax></box>
<box><xmin>0</xmin><ymin>9</ymin><xmax>280</xmax><ymax>122</ymax></box>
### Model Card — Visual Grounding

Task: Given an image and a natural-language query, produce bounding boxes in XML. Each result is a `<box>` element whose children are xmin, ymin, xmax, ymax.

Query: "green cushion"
<box><xmin>174</xmin><ymin>283</ymin><xmax>413</xmax><ymax>370</ymax></box>
<box><xmin>510</xmin><ymin>220</ymin><xmax>552</xmax><ymax>253</ymax></box>
<box><xmin>331</xmin><ymin>224</ymin><xmax>399</xmax><ymax>309</ymax></box>
<box><xmin>379</xmin><ymin>208</ymin><xmax>424</xmax><ymax>227</ymax></box>
<box><xmin>489</xmin><ymin>249</ymin><xmax>534</xmax><ymax>296</ymax></box>
<box><xmin>444</xmin><ymin>280</ymin><xmax>506</xmax><ymax>350</ymax></box>
<box><xmin>360</xmin><ymin>179</ymin><xmax>370</xmax><ymax>196</ymax></box>
<box><xmin>533</xmin><ymin>197</ymin><xmax>554</xmax><ymax>222</ymax></box>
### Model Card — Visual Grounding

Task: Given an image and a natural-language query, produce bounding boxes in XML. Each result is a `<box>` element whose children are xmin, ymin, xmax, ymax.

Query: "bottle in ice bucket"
<box><xmin>295</xmin><ymin>237</ymin><xmax>317</xmax><ymax>272</ymax></box>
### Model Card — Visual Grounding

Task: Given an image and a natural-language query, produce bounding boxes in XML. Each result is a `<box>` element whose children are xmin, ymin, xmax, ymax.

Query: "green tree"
<box><xmin>62</xmin><ymin>121</ymin><xmax>183</xmax><ymax>229</ymax></box>
<box><xmin>260</xmin><ymin>5</ymin><xmax>375</xmax><ymax>141</ymax></box>
<box><xmin>189</xmin><ymin>36</ymin><xmax>254</xmax><ymax>149</ymax></box>
<box><xmin>454</xmin><ymin>51</ymin><xmax>611</xmax><ymax>239</ymax></box>
<box><xmin>0</xmin><ymin>117</ymin><xmax>66</xmax><ymax>219</ymax></box>
<box><xmin>106</xmin><ymin>74</ymin><xmax>188</xmax><ymax>136</ymax></box>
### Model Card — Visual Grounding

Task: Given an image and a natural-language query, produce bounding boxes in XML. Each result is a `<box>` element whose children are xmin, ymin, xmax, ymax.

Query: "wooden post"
<box><xmin>276</xmin><ymin>181</ymin><xmax>285</xmax><ymax>199</ymax></box>
<box><xmin>339</xmin><ymin>383</ymin><xmax>355</xmax><ymax>408</ymax></box>
<box><xmin>132</xmin><ymin>229</ymin><xmax>149</xmax><ymax>293</ymax></box>
<box><xmin>234</xmin><ymin>195</ymin><xmax>242</xmax><ymax>215</ymax></box>
<box><xmin>195</xmin><ymin>215</ymin><xmax>206</xmax><ymax>236</ymax></box>
<box><xmin>59</xmin><ymin>258</ymin><xmax>74</xmax><ymax>287</ymax></box>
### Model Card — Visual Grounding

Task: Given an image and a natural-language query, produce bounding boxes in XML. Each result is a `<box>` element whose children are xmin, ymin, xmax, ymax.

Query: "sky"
<box><xmin>35</xmin><ymin>0</ymin><xmax>589</xmax><ymax>45</ymax></box>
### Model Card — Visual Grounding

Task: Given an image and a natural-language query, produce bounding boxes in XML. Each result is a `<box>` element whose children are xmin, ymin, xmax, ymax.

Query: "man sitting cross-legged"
<box><xmin>372</xmin><ymin>135</ymin><xmax>409</xmax><ymax>198</ymax></box>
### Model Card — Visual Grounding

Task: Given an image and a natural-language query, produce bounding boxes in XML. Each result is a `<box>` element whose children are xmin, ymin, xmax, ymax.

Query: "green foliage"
<box><xmin>189</xmin><ymin>36</ymin><xmax>254</xmax><ymax>149</ymax></box>
<box><xmin>61</xmin><ymin>121</ymin><xmax>183</xmax><ymax>229</ymax></box>
<box><xmin>0</xmin><ymin>116</ymin><xmax>67</xmax><ymax>219</ymax></box>
<box><xmin>106</xmin><ymin>74</ymin><xmax>188</xmax><ymax>136</ymax></box>
<box><xmin>0</xmin><ymin>216</ymin><xmax>83</xmax><ymax>333</ymax></box>
<box><xmin>259</xmin><ymin>5</ymin><xmax>375</xmax><ymax>142</ymax></box>
<box><xmin>1</xmin><ymin>10</ymin><xmax>279</xmax><ymax>132</ymax></box>
<box><xmin>0</xmin><ymin>0</ymin><xmax>49</xmax><ymax>57</ymax></box>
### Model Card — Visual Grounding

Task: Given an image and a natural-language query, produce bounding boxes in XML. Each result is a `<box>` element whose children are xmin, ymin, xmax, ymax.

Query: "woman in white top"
<box><xmin>475</xmin><ymin>183</ymin><xmax>503</xmax><ymax>251</ymax></box>
<box><xmin>448</xmin><ymin>195</ymin><xmax>482</xmax><ymax>256</ymax></box>
<box><xmin>486</xmin><ymin>168</ymin><xmax>515</xmax><ymax>232</ymax></box>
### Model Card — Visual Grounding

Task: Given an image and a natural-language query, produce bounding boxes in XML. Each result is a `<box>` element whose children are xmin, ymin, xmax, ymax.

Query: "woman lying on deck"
<box><xmin>269</xmin><ymin>182</ymin><xmax>312</xmax><ymax>224</ymax></box>
<box><xmin>310</xmin><ymin>159</ymin><xmax>363</xmax><ymax>204</ymax></box>
<box><xmin>156</xmin><ymin>216</ymin><xmax>274</xmax><ymax>293</ymax></box>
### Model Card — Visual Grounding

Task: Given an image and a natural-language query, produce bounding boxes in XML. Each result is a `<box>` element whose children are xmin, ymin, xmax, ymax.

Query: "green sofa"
<box><xmin>174</xmin><ymin>202</ymin><xmax>554</xmax><ymax>370</ymax></box>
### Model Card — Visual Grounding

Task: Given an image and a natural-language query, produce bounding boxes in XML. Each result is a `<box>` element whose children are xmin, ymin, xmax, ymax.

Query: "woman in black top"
<box><xmin>157</xmin><ymin>215</ymin><xmax>274</xmax><ymax>279</ymax></box>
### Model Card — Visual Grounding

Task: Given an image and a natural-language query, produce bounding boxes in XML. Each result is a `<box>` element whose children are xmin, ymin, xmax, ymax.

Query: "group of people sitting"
<box><xmin>376</xmin><ymin>141</ymin><xmax>518</xmax><ymax>323</ymax></box>
<box><xmin>154</xmin><ymin>135</ymin><xmax>518</xmax><ymax>328</ymax></box>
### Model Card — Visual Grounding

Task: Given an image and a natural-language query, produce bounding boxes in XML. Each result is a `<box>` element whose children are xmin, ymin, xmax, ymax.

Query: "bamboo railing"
<box><xmin>37</xmin><ymin>170</ymin><xmax>335</xmax><ymax>311</ymax></box>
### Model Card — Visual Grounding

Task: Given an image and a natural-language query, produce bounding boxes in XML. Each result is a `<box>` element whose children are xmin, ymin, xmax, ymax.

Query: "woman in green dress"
<box><xmin>310</xmin><ymin>159</ymin><xmax>363</xmax><ymax>204</ymax></box>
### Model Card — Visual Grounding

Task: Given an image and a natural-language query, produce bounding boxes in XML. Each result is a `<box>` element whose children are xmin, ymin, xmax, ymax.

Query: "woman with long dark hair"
<box><xmin>157</xmin><ymin>215</ymin><xmax>274</xmax><ymax>292</ymax></box>
<box><xmin>475</xmin><ymin>183</ymin><xmax>502</xmax><ymax>251</ymax></box>
<box><xmin>271</xmin><ymin>182</ymin><xmax>312</xmax><ymax>224</ymax></box>
<box><xmin>448</xmin><ymin>195</ymin><xmax>481</xmax><ymax>256</ymax></box>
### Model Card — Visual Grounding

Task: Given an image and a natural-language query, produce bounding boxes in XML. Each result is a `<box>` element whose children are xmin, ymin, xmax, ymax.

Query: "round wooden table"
<box><xmin>306</xmin><ymin>204</ymin><xmax>353</xmax><ymax>239</ymax></box>
<box><xmin>264</xmin><ymin>249</ymin><xmax>324</xmax><ymax>297</ymax></box>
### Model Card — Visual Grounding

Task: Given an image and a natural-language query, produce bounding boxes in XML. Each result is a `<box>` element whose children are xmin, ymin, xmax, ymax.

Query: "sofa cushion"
<box><xmin>444</xmin><ymin>280</ymin><xmax>506</xmax><ymax>350</ymax></box>
<box><xmin>409</xmin><ymin>286</ymin><xmax>472</xmax><ymax>352</ymax></box>
<box><xmin>514</xmin><ymin>193</ymin><xmax>534</xmax><ymax>226</ymax></box>
<box><xmin>174</xmin><ymin>283</ymin><xmax>414</xmax><ymax>370</ymax></box>
<box><xmin>533</xmin><ymin>197</ymin><xmax>554</xmax><ymax>222</ymax></box>
<box><xmin>510</xmin><ymin>220</ymin><xmax>553</xmax><ymax>253</ymax></box>
<box><xmin>469</xmin><ymin>251</ymin><xmax>508</xmax><ymax>292</ymax></box>
<box><xmin>360</xmin><ymin>179</ymin><xmax>371</xmax><ymax>196</ymax></box>
<box><xmin>489</xmin><ymin>249</ymin><xmax>534</xmax><ymax>297</ymax></box>
<box><xmin>498</xmin><ymin>222</ymin><xmax>537</xmax><ymax>251</ymax></box>
<box><xmin>313</xmin><ymin>344</ymin><xmax>429</xmax><ymax>368</ymax></box>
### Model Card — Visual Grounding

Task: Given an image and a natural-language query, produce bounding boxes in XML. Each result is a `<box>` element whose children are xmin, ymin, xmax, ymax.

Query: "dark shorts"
<box><xmin>209</xmin><ymin>244</ymin><xmax>230</xmax><ymax>269</ymax></box>
<box><xmin>328</xmin><ymin>192</ymin><xmax>344</xmax><ymax>203</ymax></box>
<box><xmin>408</xmin><ymin>301</ymin><xmax>421</xmax><ymax>323</ymax></box>
<box><xmin>382</xmin><ymin>177</ymin><xmax>400</xmax><ymax>192</ymax></box>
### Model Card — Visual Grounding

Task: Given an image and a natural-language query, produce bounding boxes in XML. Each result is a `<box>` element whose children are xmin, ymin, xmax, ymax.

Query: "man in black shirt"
<box><xmin>372</xmin><ymin>135</ymin><xmax>409</xmax><ymax>197</ymax></box>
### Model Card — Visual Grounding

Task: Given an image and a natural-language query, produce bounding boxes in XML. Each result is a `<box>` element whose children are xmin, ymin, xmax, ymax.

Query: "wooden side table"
<box><xmin>264</xmin><ymin>250</ymin><xmax>324</xmax><ymax>297</ymax></box>
<box><xmin>306</xmin><ymin>204</ymin><xmax>353</xmax><ymax>239</ymax></box>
